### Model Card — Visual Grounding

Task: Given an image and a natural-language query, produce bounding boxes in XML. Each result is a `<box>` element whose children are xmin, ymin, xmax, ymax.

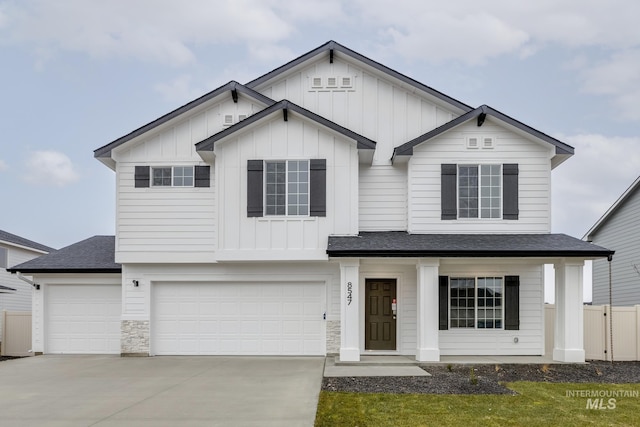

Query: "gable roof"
<box><xmin>0</xmin><ymin>229</ymin><xmax>55</xmax><ymax>253</ymax></box>
<box><xmin>246</xmin><ymin>40</ymin><xmax>472</xmax><ymax>114</ymax></box>
<box><xmin>94</xmin><ymin>81</ymin><xmax>275</xmax><ymax>168</ymax></box>
<box><xmin>584</xmin><ymin>175</ymin><xmax>640</xmax><ymax>241</ymax></box>
<box><xmin>195</xmin><ymin>99</ymin><xmax>377</xmax><ymax>153</ymax></box>
<box><xmin>7</xmin><ymin>235</ymin><xmax>120</xmax><ymax>274</ymax></box>
<box><xmin>327</xmin><ymin>232</ymin><xmax>613</xmax><ymax>258</ymax></box>
<box><xmin>392</xmin><ymin>105</ymin><xmax>574</xmax><ymax>165</ymax></box>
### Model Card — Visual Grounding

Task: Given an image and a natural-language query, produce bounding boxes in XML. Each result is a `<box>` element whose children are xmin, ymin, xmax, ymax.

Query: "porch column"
<box><xmin>339</xmin><ymin>258</ymin><xmax>360</xmax><ymax>361</ymax></box>
<box><xmin>553</xmin><ymin>259</ymin><xmax>585</xmax><ymax>362</ymax></box>
<box><xmin>416</xmin><ymin>258</ymin><xmax>440</xmax><ymax>362</ymax></box>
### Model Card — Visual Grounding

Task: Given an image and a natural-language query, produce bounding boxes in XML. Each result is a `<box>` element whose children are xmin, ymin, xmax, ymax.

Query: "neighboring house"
<box><xmin>0</xmin><ymin>229</ymin><xmax>55</xmax><ymax>340</ymax></box>
<box><xmin>9</xmin><ymin>41</ymin><xmax>613</xmax><ymax>362</ymax></box>
<box><xmin>584</xmin><ymin>176</ymin><xmax>640</xmax><ymax>306</ymax></box>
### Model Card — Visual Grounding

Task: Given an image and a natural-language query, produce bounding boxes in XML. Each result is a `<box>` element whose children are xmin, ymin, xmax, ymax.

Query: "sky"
<box><xmin>1</xmin><ymin>1</ymin><xmax>639</xmax><ymax>300</ymax></box>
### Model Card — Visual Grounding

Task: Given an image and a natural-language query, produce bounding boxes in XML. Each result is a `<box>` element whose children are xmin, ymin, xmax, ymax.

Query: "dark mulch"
<box><xmin>322</xmin><ymin>361</ymin><xmax>640</xmax><ymax>395</ymax></box>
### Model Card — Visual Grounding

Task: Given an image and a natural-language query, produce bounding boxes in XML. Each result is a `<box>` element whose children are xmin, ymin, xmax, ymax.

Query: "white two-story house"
<box><xmin>10</xmin><ymin>41</ymin><xmax>613</xmax><ymax>362</ymax></box>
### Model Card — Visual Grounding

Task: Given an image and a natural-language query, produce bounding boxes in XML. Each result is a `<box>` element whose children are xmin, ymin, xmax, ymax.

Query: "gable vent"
<box><xmin>238</xmin><ymin>114</ymin><xmax>248</xmax><ymax>121</ymax></box>
<box><xmin>466</xmin><ymin>137</ymin><xmax>479</xmax><ymax>149</ymax></box>
<box><xmin>341</xmin><ymin>77</ymin><xmax>352</xmax><ymax>88</ymax></box>
<box><xmin>327</xmin><ymin>77</ymin><xmax>338</xmax><ymax>87</ymax></box>
<box><xmin>483</xmin><ymin>137</ymin><xmax>495</xmax><ymax>149</ymax></box>
<box><xmin>223</xmin><ymin>114</ymin><xmax>234</xmax><ymax>126</ymax></box>
<box><xmin>312</xmin><ymin>77</ymin><xmax>322</xmax><ymax>88</ymax></box>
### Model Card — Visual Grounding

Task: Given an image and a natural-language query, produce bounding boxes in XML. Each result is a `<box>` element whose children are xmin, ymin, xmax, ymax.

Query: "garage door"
<box><xmin>46</xmin><ymin>284</ymin><xmax>121</xmax><ymax>354</ymax></box>
<box><xmin>153</xmin><ymin>282</ymin><xmax>325</xmax><ymax>355</ymax></box>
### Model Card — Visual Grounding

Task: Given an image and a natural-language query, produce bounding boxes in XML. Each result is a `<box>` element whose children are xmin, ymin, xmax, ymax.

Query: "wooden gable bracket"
<box><xmin>477</xmin><ymin>112</ymin><xmax>486</xmax><ymax>127</ymax></box>
<box><xmin>330</xmin><ymin>48</ymin><xmax>334</xmax><ymax>64</ymax></box>
<box><xmin>231</xmin><ymin>88</ymin><xmax>238</xmax><ymax>103</ymax></box>
<box><xmin>283</xmin><ymin>107</ymin><xmax>288</xmax><ymax>121</ymax></box>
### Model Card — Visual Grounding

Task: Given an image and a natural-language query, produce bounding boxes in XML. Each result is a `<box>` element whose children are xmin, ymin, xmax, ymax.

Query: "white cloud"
<box><xmin>580</xmin><ymin>49</ymin><xmax>640</xmax><ymax>121</ymax></box>
<box><xmin>551</xmin><ymin>134</ymin><xmax>640</xmax><ymax>237</ymax></box>
<box><xmin>24</xmin><ymin>150</ymin><xmax>79</xmax><ymax>187</ymax></box>
<box><xmin>0</xmin><ymin>158</ymin><xmax>7</xmax><ymax>171</ymax></box>
<box><xmin>154</xmin><ymin>74</ymin><xmax>205</xmax><ymax>104</ymax></box>
<box><xmin>0</xmin><ymin>0</ymin><xmax>294</xmax><ymax>66</ymax></box>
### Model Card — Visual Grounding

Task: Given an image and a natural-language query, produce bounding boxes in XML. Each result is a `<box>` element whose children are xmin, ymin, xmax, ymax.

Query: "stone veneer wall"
<box><xmin>121</xmin><ymin>320</ymin><xmax>150</xmax><ymax>356</ymax></box>
<box><xmin>326</xmin><ymin>320</ymin><xmax>340</xmax><ymax>354</ymax></box>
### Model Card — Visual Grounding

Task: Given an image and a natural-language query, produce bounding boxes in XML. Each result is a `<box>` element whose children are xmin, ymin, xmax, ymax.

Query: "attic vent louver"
<box><xmin>341</xmin><ymin>77</ymin><xmax>352</xmax><ymax>88</ymax></box>
<box><xmin>467</xmin><ymin>137</ymin><xmax>479</xmax><ymax>149</ymax></box>
<box><xmin>223</xmin><ymin>114</ymin><xmax>234</xmax><ymax>126</ymax></box>
<box><xmin>327</xmin><ymin>77</ymin><xmax>337</xmax><ymax>87</ymax></box>
<box><xmin>483</xmin><ymin>137</ymin><xmax>495</xmax><ymax>149</ymax></box>
<box><xmin>312</xmin><ymin>77</ymin><xmax>322</xmax><ymax>88</ymax></box>
<box><xmin>238</xmin><ymin>114</ymin><xmax>248</xmax><ymax>121</ymax></box>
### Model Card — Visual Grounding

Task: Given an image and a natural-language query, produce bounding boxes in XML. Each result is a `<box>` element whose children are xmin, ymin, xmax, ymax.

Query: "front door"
<box><xmin>365</xmin><ymin>279</ymin><xmax>397</xmax><ymax>350</ymax></box>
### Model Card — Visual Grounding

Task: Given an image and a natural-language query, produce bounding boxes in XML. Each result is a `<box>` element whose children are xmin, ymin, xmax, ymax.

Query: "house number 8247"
<box><xmin>347</xmin><ymin>282</ymin><xmax>353</xmax><ymax>305</ymax></box>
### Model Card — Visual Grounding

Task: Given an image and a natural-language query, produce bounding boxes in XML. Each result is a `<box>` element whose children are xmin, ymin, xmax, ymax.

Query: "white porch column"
<box><xmin>553</xmin><ymin>259</ymin><xmax>586</xmax><ymax>363</ymax></box>
<box><xmin>339</xmin><ymin>258</ymin><xmax>360</xmax><ymax>361</ymax></box>
<box><xmin>416</xmin><ymin>258</ymin><xmax>440</xmax><ymax>362</ymax></box>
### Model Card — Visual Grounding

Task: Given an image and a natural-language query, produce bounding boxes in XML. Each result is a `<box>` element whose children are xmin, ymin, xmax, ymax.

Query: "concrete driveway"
<box><xmin>0</xmin><ymin>355</ymin><xmax>325</xmax><ymax>426</ymax></box>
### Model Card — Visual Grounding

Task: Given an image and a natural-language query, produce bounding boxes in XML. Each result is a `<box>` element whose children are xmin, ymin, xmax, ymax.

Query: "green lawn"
<box><xmin>315</xmin><ymin>382</ymin><xmax>640</xmax><ymax>426</ymax></box>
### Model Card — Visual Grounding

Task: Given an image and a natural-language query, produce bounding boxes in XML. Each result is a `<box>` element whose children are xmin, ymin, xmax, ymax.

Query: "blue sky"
<box><xmin>1</xmin><ymin>0</ymin><xmax>639</xmax><ymax>255</ymax></box>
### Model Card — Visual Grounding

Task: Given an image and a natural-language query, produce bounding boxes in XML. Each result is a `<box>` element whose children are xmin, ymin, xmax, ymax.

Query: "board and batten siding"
<box><xmin>591</xmin><ymin>186</ymin><xmax>640</xmax><ymax>306</ymax></box>
<box><xmin>256</xmin><ymin>56</ymin><xmax>458</xmax><ymax>165</ymax></box>
<box><xmin>359</xmin><ymin>164</ymin><xmax>407</xmax><ymax>231</ymax></box>
<box><xmin>439</xmin><ymin>262</ymin><xmax>545</xmax><ymax>356</ymax></box>
<box><xmin>215</xmin><ymin>116</ymin><xmax>358</xmax><ymax>261</ymax></box>
<box><xmin>408</xmin><ymin>120</ymin><xmax>553</xmax><ymax>234</ymax></box>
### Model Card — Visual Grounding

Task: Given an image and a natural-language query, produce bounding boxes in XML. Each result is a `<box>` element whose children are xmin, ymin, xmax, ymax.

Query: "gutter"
<box><xmin>16</xmin><ymin>272</ymin><xmax>40</xmax><ymax>290</ymax></box>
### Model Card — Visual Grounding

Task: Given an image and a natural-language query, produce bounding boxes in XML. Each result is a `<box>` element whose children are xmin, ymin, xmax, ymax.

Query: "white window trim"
<box><xmin>150</xmin><ymin>166</ymin><xmax>195</xmax><ymax>188</ymax></box>
<box><xmin>448</xmin><ymin>276</ymin><xmax>504</xmax><ymax>330</ymax></box>
<box><xmin>263</xmin><ymin>160</ymin><xmax>310</xmax><ymax>217</ymax></box>
<box><xmin>457</xmin><ymin>163</ymin><xmax>503</xmax><ymax>220</ymax></box>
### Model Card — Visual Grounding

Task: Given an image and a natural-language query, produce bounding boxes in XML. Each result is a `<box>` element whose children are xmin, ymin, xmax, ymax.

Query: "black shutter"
<box><xmin>310</xmin><ymin>159</ymin><xmax>326</xmax><ymax>217</ymax></box>
<box><xmin>134</xmin><ymin>166</ymin><xmax>150</xmax><ymax>188</ymax></box>
<box><xmin>441</xmin><ymin>164</ymin><xmax>457</xmax><ymax>220</ymax></box>
<box><xmin>247</xmin><ymin>160</ymin><xmax>263</xmax><ymax>217</ymax></box>
<box><xmin>504</xmin><ymin>275</ymin><xmax>520</xmax><ymax>330</ymax></box>
<box><xmin>439</xmin><ymin>276</ymin><xmax>449</xmax><ymax>330</ymax></box>
<box><xmin>503</xmin><ymin>164</ymin><xmax>519</xmax><ymax>220</ymax></box>
<box><xmin>194</xmin><ymin>165</ymin><xmax>210</xmax><ymax>188</ymax></box>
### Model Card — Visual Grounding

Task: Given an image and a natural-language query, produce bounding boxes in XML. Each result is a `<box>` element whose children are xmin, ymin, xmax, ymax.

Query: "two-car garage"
<box><xmin>42</xmin><ymin>281</ymin><xmax>325</xmax><ymax>356</ymax></box>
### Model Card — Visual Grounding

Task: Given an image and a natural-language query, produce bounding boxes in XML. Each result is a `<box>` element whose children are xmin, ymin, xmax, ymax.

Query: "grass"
<box><xmin>315</xmin><ymin>382</ymin><xmax>640</xmax><ymax>426</ymax></box>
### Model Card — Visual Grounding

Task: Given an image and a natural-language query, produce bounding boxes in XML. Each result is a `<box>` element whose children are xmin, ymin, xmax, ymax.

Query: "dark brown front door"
<box><xmin>365</xmin><ymin>279</ymin><xmax>397</xmax><ymax>350</ymax></box>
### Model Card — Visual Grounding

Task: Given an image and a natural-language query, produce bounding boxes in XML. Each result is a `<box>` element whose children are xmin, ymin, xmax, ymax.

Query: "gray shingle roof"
<box><xmin>327</xmin><ymin>232</ymin><xmax>614</xmax><ymax>258</ymax></box>
<box><xmin>0</xmin><ymin>229</ymin><xmax>55</xmax><ymax>253</ymax></box>
<box><xmin>7</xmin><ymin>236</ymin><xmax>120</xmax><ymax>273</ymax></box>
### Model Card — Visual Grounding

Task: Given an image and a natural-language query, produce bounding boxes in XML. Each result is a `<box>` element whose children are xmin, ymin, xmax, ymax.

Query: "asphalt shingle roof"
<box><xmin>327</xmin><ymin>232</ymin><xmax>614</xmax><ymax>258</ymax></box>
<box><xmin>0</xmin><ymin>229</ymin><xmax>55</xmax><ymax>253</ymax></box>
<box><xmin>7</xmin><ymin>235</ymin><xmax>120</xmax><ymax>273</ymax></box>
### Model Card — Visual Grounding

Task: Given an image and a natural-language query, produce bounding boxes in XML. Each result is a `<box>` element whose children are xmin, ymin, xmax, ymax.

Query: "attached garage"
<box><xmin>152</xmin><ymin>282</ymin><xmax>325</xmax><ymax>355</ymax></box>
<box><xmin>46</xmin><ymin>284</ymin><xmax>121</xmax><ymax>354</ymax></box>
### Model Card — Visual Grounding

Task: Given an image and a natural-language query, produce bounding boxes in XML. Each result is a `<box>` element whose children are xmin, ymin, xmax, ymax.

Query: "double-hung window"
<box><xmin>458</xmin><ymin>164</ymin><xmax>501</xmax><ymax>219</ymax></box>
<box><xmin>450</xmin><ymin>277</ymin><xmax>503</xmax><ymax>329</ymax></box>
<box><xmin>265</xmin><ymin>160</ymin><xmax>309</xmax><ymax>216</ymax></box>
<box><xmin>151</xmin><ymin>166</ymin><xmax>194</xmax><ymax>187</ymax></box>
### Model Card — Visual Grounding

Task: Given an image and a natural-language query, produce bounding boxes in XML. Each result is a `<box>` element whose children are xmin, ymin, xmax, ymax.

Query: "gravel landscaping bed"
<box><xmin>322</xmin><ymin>361</ymin><xmax>640</xmax><ymax>394</ymax></box>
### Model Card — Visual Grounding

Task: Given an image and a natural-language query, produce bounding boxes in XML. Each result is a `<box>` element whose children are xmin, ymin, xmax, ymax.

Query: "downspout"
<box><xmin>608</xmin><ymin>254</ymin><xmax>614</xmax><ymax>363</ymax></box>
<box><xmin>16</xmin><ymin>272</ymin><xmax>40</xmax><ymax>290</ymax></box>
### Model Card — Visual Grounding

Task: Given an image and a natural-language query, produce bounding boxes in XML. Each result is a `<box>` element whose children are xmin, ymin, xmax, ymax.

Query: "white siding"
<box><xmin>439</xmin><ymin>261</ymin><xmax>545</xmax><ymax>356</ymax></box>
<box><xmin>409</xmin><ymin>120</ymin><xmax>553</xmax><ymax>234</ymax></box>
<box><xmin>359</xmin><ymin>164</ymin><xmax>407</xmax><ymax>231</ymax></box>
<box><xmin>110</xmin><ymin>98</ymin><xmax>263</xmax><ymax>263</ymax></box>
<box><xmin>256</xmin><ymin>56</ymin><xmax>458</xmax><ymax>165</ymax></box>
<box><xmin>591</xmin><ymin>187</ymin><xmax>640</xmax><ymax>306</ymax></box>
<box><xmin>0</xmin><ymin>245</ymin><xmax>44</xmax><ymax>335</ymax></box>
<box><xmin>216</xmin><ymin>115</ymin><xmax>359</xmax><ymax>260</ymax></box>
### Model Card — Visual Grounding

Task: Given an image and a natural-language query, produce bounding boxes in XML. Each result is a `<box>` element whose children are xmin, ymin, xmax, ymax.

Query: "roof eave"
<box><xmin>8</xmin><ymin>268</ymin><xmax>122</xmax><ymax>274</ymax></box>
<box><xmin>584</xmin><ymin>175</ymin><xmax>640</xmax><ymax>241</ymax></box>
<box><xmin>327</xmin><ymin>250</ymin><xmax>614</xmax><ymax>258</ymax></box>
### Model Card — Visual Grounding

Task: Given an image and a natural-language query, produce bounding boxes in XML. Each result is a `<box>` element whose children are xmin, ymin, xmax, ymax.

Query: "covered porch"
<box><xmin>327</xmin><ymin>232</ymin><xmax>614</xmax><ymax>364</ymax></box>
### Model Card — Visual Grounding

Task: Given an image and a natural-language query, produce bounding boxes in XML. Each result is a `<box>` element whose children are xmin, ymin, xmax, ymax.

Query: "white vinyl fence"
<box><xmin>1</xmin><ymin>311</ymin><xmax>32</xmax><ymax>357</ymax></box>
<box><xmin>545</xmin><ymin>304</ymin><xmax>640</xmax><ymax>361</ymax></box>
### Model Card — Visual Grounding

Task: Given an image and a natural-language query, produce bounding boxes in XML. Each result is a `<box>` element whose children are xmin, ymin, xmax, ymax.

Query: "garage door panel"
<box><xmin>153</xmin><ymin>282</ymin><xmax>324</xmax><ymax>355</ymax></box>
<box><xmin>46</xmin><ymin>284</ymin><xmax>121</xmax><ymax>354</ymax></box>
